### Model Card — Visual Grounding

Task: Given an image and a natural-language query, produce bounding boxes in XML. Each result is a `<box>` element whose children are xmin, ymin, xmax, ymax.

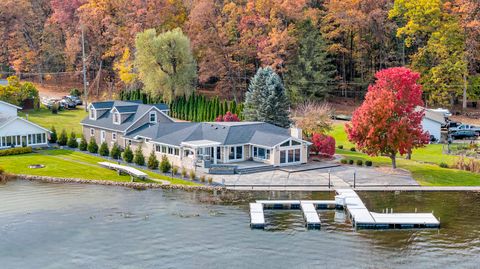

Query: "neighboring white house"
<box><xmin>0</xmin><ymin>100</ymin><xmax>50</xmax><ymax>149</ymax></box>
<box><xmin>422</xmin><ymin>109</ymin><xmax>446</xmax><ymax>142</ymax></box>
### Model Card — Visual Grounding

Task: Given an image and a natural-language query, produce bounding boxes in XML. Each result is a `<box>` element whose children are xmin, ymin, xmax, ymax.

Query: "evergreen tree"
<box><xmin>147</xmin><ymin>150</ymin><xmax>159</xmax><ymax>169</ymax></box>
<box><xmin>67</xmin><ymin>132</ymin><xmax>78</xmax><ymax>148</ymax></box>
<box><xmin>159</xmin><ymin>155</ymin><xmax>171</xmax><ymax>173</ymax></box>
<box><xmin>244</xmin><ymin>67</ymin><xmax>291</xmax><ymax>128</ymax></box>
<box><xmin>123</xmin><ymin>145</ymin><xmax>134</xmax><ymax>163</ymax></box>
<box><xmin>286</xmin><ymin>20</ymin><xmax>335</xmax><ymax>103</ymax></box>
<box><xmin>49</xmin><ymin>126</ymin><xmax>57</xmax><ymax>143</ymax></box>
<box><xmin>133</xmin><ymin>144</ymin><xmax>145</xmax><ymax>166</ymax></box>
<box><xmin>87</xmin><ymin>137</ymin><xmax>99</xmax><ymax>153</ymax></box>
<box><xmin>99</xmin><ymin>142</ymin><xmax>109</xmax><ymax>156</ymax></box>
<box><xmin>110</xmin><ymin>143</ymin><xmax>121</xmax><ymax>159</ymax></box>
<box><xmin>79</xmin><ymin>135</ymin><xmax>88</xmax><ymax>151</ymax></box>
<box><xmin>57</xmin><ymin>129</ymin><xmax>68</xmax><ymax>146</ymax></box>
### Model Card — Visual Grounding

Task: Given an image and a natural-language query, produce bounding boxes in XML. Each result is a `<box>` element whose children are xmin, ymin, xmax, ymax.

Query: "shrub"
<box><xmin>338</xmin><ymin>145</ymin><xmax>343</xmax><ymax>149</ymax></box>
<box><xmin>181</xmin><ymin>167</ymin><xmax>187</xmax><ymax>178</ymax></box>
<box><xmin>0</xmin><ymin>146</ymin><xmax>33</xmax><ymax>156</ymax></box>
<box><xmin>172</xmin><ymin>166</ymin><xmax>178</xmax><ymax>175</ymax></box>
<box><xmin>365</xmin><ymin>160</ymin><xmax>373</xmax><ymax>167</ymax></box>
<box><xmin>57</xmin><ymin>129</ymin><xmax>68</xmax><ymax>146</ymax></box>
<box><xmin>311</xmin><ymin>133</ymin><xmax>336</xmax><ymax>157</ymax></box>
<box><xmin>99</xmin><ymin>142</ymin><xmax>109</xmax><ymax>156</ymax></box>
<box><xmin>200</xmin><ymin>175</ymin><xmax>206</xmax><ymax>183</ymax></box>
<box><xmin>70</xmin><ymin>88</ymin><xmax>81</xmax><ymax>96</ymax></box>
<box><xmin>453</xmin><ymin>157</ymin><xmax>480</xmax><ymax>173</ymax></box>
<box><xmin>49</xmin><ymin>126</ymin><xmax>57</xmax><ymax>143</ymax></box>
<box><xmin>439</xmin><ymin>162</ymin><xmax>449</xmax><ymax>168</ymax></box>
<box><xmin>79</xmin><ymin>135</ymin><xmax>88</xmax><ymax>151</ymax></box>
<box><xmin>159</xmin><ymin>155</ymin><xmax>171</xmax><ymax>173</ymax></box>
<box><xmin>208</xmin><ymin>177</ymin><xmax>213</xmax><ymax>184</ymax></box>
<box><xmin>356</xmin><ymin>160</ymin><xmax>363</xmax><ymax>166</ymax></box>
<box><xmin>110</xmin><ymin>143</ymin><xmax>121</xmax><ymax>159</ymax></box>
<box><xmin>51</xmin><ymin>102</ymin><xmax>59</xmax><ymax>114</ymax></box>
<box><xmin>350</xmin><ymin>147</ymin><xmax>356</xmax><ymax>152</ymax></box>
<box><xmin>340</xmin><ymin>159</ymin><xmax>347</xmax><ymax>164</ymax></box>
<box><xmin>123</xmin><ymin>145</ymin><xmax>134</xmax><ymax>163</ymax></box>
<box><xmin>147</xmin><ymin>151</ymin><xmax>159</xmax><ymax>170</ymax></box>
<box><xmin>67</xmin><ymin>132</ymin><xmax>78</xmax><ymax>148</ymax></box>
<box><xmin>133</xmin><ymin>145</ymin><xmax>145</xmax><ymax>166</ymax></box>
<box><xmin>348</xmin><ymin>159</ymin><xmax>354</xmax><ymax>165</ymax></box>
<box><xmin>189</xmin><ymin>170</ymin><xmax>196</xmax><ymax>180</ymax></box>
<box><xmin>87</xmin><ymin>137</ymin><xmax>98</xmax><ymax>153</ymax></box>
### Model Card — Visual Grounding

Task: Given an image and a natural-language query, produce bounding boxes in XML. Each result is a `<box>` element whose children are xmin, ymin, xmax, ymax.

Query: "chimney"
<box><xmin>290</xmin><ymin>127</ymin><xmax>302</xmax><ymax>140</ymax></box>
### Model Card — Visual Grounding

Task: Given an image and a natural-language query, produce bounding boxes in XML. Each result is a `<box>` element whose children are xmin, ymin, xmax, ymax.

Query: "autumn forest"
<box><xmin>0</xmin><ymin>0</ymin><xmax>479</xmax><ymax>106</ymax></box>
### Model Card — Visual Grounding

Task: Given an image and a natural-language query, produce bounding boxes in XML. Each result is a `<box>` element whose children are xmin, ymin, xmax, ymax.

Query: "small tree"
<box><xmin>292</xmin><ymin>101</ymin><xmax>332</xmax><ymax>138</ymax></box>
<box><xmin>147</xmin><ymin>150</ymin><xmax>159</xmax><ymax>170</ymax></box>
<box><xmin>99</xmin><ymin>142</ymin><xmax>109</xmax><ymax>156</ymax></box>
<box><xmin>346</xmin><ymin>67</ymin><xmax>430</xmax><ymax>168</ymax></box>
<box><xmin>110</xmin><ymin>143</ymin><xmax>121</xmax><ymax>159</ymax></box>
<box><xmin>57</xmin><ymin>129</ymin><xmax>68</xmax><ymax>146</ymax></box>
<box><xmin>215</xmin><ymin>111</ymin><xmax>240</xmax><ymax>122</ymax></box>
<box><xmin>79</xmin><ymin>135</ymin><xmax>88</xmax><ymax>151</ymax></box>
<box><xmin>311</xmin><ymin>133</ymin><xmax>335</xmax><ymax>157</ymax></box>
<box><xmin>159</xmin><ymin>155</ymin><xmax>171</xmax><ymax>173</ymax></box>
<box><xmin>67</xmin><ymin>132</ymin><xmax>78</xmax><ymax>148</ymax></box>
<box><xmin>87</xmin><ymin>137</ymin><xmax>99</xmax><ymax>153</ymax></box>
<box><xmin>133</xmin><ymin>144</ymin><xmax>145</xmax><ymax>166</ymax></box>
<box><xmin>49</xmin><ymin>126</ymin><xmax>57</xmax><ymax>143</ymax></box>
<box><xmin>123</xmin><ymin>145</ymin><xmax>134</xmax><ymax>163</ymax></box>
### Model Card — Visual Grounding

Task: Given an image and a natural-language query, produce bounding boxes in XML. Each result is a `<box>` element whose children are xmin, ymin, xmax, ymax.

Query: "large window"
<box><xmin>252</xmin><ymin>146</ymin><xmax>270</xmax><ymax>160</ymax></box>
<box><xmin>280</xmin><ymin>149</ymin><xmax>301</xmax><ymax>164</ymax></box>
<box><xmin>228</xmin><ymin>146</ymin><xmax>243</xmax><ymax>160</ymax></box>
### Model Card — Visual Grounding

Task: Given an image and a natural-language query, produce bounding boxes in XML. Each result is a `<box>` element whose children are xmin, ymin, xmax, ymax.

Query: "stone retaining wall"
<box><xmin>15</xmin><ymin>174</ymin><xmax>227</xmax><ymax>192</ymax></box>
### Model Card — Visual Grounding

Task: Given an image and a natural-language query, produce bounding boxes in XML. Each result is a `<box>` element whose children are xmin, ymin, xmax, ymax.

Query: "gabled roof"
<box><xmin>424</xmin><ymin>109</ymin><xmax>446</xmax><ymax>125</ymax></box>
<box><xmin>82</xmin><ymin>100</ymin><xmax>172</xmax><ymax>132</ymax></box>
<box><xmin>0</xmin><ymin>100</ymin><xmax>22</xmax><ymax>110</ymax></box>
<box><xmin>0</xmin><ymin>116</ymin><xmax>51</xmax><ymax>133</ymax></box>
<box><xmin>154</xmin><ymin>103</ymin><xmax>169</xmax><ymax>111</ymax></box>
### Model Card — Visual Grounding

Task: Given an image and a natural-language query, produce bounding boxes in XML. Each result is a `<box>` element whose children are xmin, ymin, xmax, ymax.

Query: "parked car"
<box><xmin>61</xmin><ymin>97</ymin><xmax>76</xmax><ymax>109</ymax></box>
<box><xmin>42</xmin><ymin>97</ymin><xmax>64</xmax><ymax>110</ymax></box>
<box><xmin>63</xmin><ymin>95</ymin><xmax>83</xmax><ymax>105</ymax></box>
<box><xmin>430</xmin><ymin>108</ymin><xmax>452</xmax><ymax>117</ymax></box>
<box><xmin>449</xmin><ymin>124</ymin><xmax>480</xmax><ymax>135</ymax></box>
<box><xmin>450</xmin><ymin>130</ymin><xmax>478</xmax><ymax>140</ymax></box>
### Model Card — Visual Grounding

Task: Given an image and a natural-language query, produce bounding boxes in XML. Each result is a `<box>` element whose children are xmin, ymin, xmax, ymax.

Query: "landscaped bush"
<box><xmin>348</xmin><ymin>159</ymin><xmax>354</xmax><ymax>165</ymax></box>
<box><xmin>172</xmin><ymin>166</ymin><xmax>178</xmax><ymax>175</ymax></box>
<box><xmin>365</xmin><ymin>160</ymin><xmax>373</xmax><ymax>167</ymax></box>
<box><xmin>67</xmin><ymin>132</ymin><xmax>78</xmax><ymax>148</ymax></box>
<box><xmin>87</xmin><ymin>137</ymin><xmax>98</xmax><ymax>153</ymax></box>
<box><xmin>51</xmin><ymin>102</ymin><xmax>59</xmax><ymax>114</ymax></box>
<box><xmin>181</xmin><ymin>167</ymin><xmax>187</xmax><ymax>178</ymax></box>
<box><xmin>453</xmin><ymin>157</ymin><xmax>480</xmax><ymax>173</ymax></box>
<box><xmin>189</xmin><ymin>170</ymin><xmax>196</xmax><ymax>180</ymax></box>
<box><xmin>340</xmin><ymin>159</ymin><xmax>347</xmax><ymax>164</ymax></box>
<box><xmin>356</xmin><ymin>160</ymin><xmax>363</xmax><ymax>166</ymax></box>
<box><xmin>49</xmin><ymin>126</ymin><xmax>57</xmax><ymax>143</ymax></box>
<box><xmin>159</xmin><ymin>155</ymin><xmax>171</xmax><ymax>173</ymax></box>
<box><xmin>79</xmin><ymin>135</ymin><xmax>88</xmax><ymax>151</ymax></box>
<box><xmin>439</xmin><ymin>162</ymin><xmax>449</xmax><ymax>168</ymax></box>
<box><xmin>110</xmin><ymin>143</ymin><xmax>121</xmax><ymax>159</ymax></box>
<box><xmin>0</xmin><ymin>146</ymin><xmax>33</xmax><ymax>156</ymax></box>
<box><xmin>311</xmin><ymin>133</ymin><xmax>335</xmax><ymax>157</ymax></box>
<box><xmin>133</xmin><ymin>145</ymin><xmax>145</xmax><ymax>166</ymax></box>
<box><xmin>57</xmin><ymin>129</ymin><xmax>68</xmax><ymax>146</ymax></box>
<box><xmin>147</xmin><ymin>151</ymin><xmax>159</xmax><ymax>170</ymax></box>
<box><xmin>350</xmin><ymin>147</ymin><xmax>356</xmax><ymax>152</ymax></box>
<box><xmin>338</xmin><ymin>145</ymin><xmax>343</xmax><ymax>149</ymax></box>
<box><xmin>99</xmin><ymin>142</ymin><xmax>109</xmax><ymax>156</ymax></box>
<box><xmin>208</xmin><ymin>177</ymin><xmax>213</xmax><ymax>184</ymax></box>
<box><xmin>123</xmin><ymin>145</ymin><xmax>134</xmax><ymax>163</ymax></box>
<box><xmin>200</xmin><ymin>175</ymin><xmax>206</xmax><ymax>183</ymax></box>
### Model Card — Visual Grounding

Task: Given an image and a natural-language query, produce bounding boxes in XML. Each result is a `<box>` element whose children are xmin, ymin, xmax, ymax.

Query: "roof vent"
<box><xmin>215</xmin><ymin>127</ymin><xmax>218</xmax><ymax>129</ymax></box>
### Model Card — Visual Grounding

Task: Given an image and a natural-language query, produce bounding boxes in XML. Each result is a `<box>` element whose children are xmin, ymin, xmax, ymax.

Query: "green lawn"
<box><xmin>0</xmin><ymin>149</ymin><xmax>197</xmax><ymax>185</ymax></box>
<box><xmin>19</xmin><ymin>107</ymin><xmax>87</xmax><ymax>136</ymax></box>
<box><xmin>330</xmin><ymin>122</ymin><xmax>480</xmax><ymax>186</ymax></box>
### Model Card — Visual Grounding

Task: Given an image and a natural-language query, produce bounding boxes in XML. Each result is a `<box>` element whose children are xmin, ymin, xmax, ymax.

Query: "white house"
<box><xmin>0</xmin><ymin>100</ymin><xmax>50</xmax><ymax>149</ymax></box>
<box><xmin>422</xmin><ymin>109</ymin><xmax>446</xmax><ymax>142</ymax></box>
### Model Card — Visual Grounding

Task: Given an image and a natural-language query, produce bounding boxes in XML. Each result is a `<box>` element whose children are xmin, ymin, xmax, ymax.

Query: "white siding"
<box><xmin>0</xmin><ymin>102</ymin><xmax>18</xmax><ymax>117</ymax></box>
<box><xmin>0</xmin><ymin>118</ymin><xmax>49</xmax><ymax>148</ymax></box>
<box><xmin>422</xmin><ymin>118</ymin><xmax>441</xmax><ymax>141</ymax></box>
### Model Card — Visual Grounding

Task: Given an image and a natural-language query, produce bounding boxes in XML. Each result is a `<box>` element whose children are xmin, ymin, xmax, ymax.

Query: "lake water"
<box><xmin>1</xmin><ymin>180</ymin><xmax>479</xmax><ymax>269</ymax></box>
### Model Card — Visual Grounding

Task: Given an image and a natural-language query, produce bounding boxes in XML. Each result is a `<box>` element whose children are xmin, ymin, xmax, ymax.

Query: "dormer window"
<box><xmin>89</xmin><ymin>108</ymin><xmax>96</xmax><ymax>120</ymax></box>
<box><xmin>149</xmin><ymin>111</ymin><xmax>157</xmax><ymax>123</ymax></box>
<box><xmin>113</xmin><ymin>112</ymin><xmax>120</xmax><ymax>124</ymax></box>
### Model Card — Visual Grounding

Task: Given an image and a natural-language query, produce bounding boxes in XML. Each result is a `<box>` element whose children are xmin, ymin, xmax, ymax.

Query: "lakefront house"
<box><xmin>81</xmin><ymin>100</ymin><xmax>310</xmax><ymax>172</ymax></box>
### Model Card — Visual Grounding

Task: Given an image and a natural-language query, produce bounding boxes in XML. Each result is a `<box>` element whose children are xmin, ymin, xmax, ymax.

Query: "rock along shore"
<box><xmin>15</xmin><ymin>174</ymin><xmax>227</xmax><ymax>192</ymax></box>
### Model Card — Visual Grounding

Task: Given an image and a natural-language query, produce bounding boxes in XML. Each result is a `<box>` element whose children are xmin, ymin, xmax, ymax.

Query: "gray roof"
<box><xmin>0</xmin><ymin>116</ymin><xmax>14</xmax><ymax>127</ymax></box>
<box><xmin>154</xmin><ymin>103</ymin><xmax>170</xmax><ymax>111</ymax></box>
<box><xmin>424</xmin><ymin>109</ymin><xmax>446</xmax><ymax>125</ymax></box>
<box><xmin>126</xmin><ymin>121</ymin><xmax>295</xmax><ymax>147</ymax></box>
<box><xmin>82</xmin><ymin>100</ymin><xmax>172</xmax><ymax>132</ymax></box>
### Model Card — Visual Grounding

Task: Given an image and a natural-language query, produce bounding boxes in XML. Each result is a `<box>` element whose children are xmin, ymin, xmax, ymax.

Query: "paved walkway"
<box><xmin>227</xmin><ymin>186</ymin><xmax>480</xmax><ymax>191</ymax></box>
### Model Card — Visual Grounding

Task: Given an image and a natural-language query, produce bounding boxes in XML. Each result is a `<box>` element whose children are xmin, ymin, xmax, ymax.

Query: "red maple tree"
<box><xmin>345</xmin><ymin>67</ymin><xmax>430</xmax><ymax>168</ymax></box>
<box><xmin>215</xmin><ymin>111</ymin><xmax>240</xmax><ymax>122</ymax></box>
<box><xmin>311</xmin><ymin>133</ymin><xmax>336</xmax><ymax>157</ymax></box>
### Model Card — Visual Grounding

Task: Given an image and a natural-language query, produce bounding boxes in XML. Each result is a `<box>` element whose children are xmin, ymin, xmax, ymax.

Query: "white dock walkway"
<box><xmin>300</xmin><ymin>202</ymin><xmax>321</xmax><ymax>229</ymax></box>
<box><xmin>249</xmin><ymin>203</ymin><xmax>265</xmax><ymax>228</ymax></box>
<box><xmin>98</xmin><ymin>162</ymin><xmax>148</xmax><ymax>179</ymax></box>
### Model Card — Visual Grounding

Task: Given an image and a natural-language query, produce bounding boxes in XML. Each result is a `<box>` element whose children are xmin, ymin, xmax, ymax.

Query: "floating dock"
<box><xmin>249</xmin><ymin>188</ymin><xmax>440</xmax><ymax>230</ymax></box>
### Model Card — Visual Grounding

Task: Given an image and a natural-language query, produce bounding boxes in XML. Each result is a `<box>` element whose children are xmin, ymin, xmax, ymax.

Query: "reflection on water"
<box><xmin>0</xmin><ymin>180</ymin><xmax>479</xmax><ymax>269</ymax></box>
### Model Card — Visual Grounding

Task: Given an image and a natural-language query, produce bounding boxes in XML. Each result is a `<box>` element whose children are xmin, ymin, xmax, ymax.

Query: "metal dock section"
<box><xmin>300</xmin><ymin>202</ymin><xmax>321</xmax><ymax>229</ymax></box>
<box><xmin>249</xmin><ymin>203</ymin><xmax>265</xmax><ymax>229</ymax></box>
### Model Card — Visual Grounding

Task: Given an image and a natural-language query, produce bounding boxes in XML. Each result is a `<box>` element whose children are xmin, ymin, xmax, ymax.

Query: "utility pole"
<box><xmin>81</xmin><ymin>25</ymin><xmax>88</xmax><ymax>112</ymax></box>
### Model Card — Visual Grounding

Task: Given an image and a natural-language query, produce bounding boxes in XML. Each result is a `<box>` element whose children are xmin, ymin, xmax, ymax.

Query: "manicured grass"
<box><xmin>0</xmin><ymin>149</ymin><xmax>197</xmax><ymax>185</ymax></box>
<box><xmin>331</xmin><ymin>123</ymin><xmax>480</xmax><ymax>186</ymax></box>
<box><xmin>19</xmin><ymin>107</ymin><xmax>87</xmax><ymax>136</ymax></box>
